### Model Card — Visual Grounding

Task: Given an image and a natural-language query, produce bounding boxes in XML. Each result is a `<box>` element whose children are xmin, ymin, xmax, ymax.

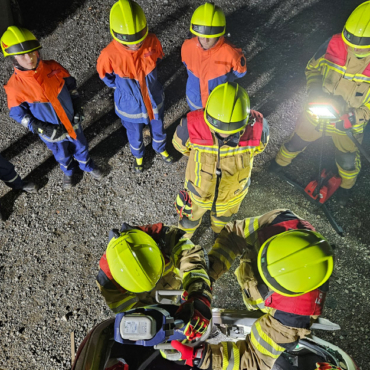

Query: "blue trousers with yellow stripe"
<box><xmin>122</xmin><ymin>119</ymin><xmax>167</xmax><ymax>159</ymax></box>
<box><xmin>40</xmin><ymin>124</ymin><xmax>94</xmax><ymax>176</ymax></box>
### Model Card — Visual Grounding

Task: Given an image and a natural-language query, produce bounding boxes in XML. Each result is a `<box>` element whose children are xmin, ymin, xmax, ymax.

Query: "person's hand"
<box><xmin>315</xmin><ymin>362</ymin><xmax>343</xmax><ymax>370</ymax></box>
<box><xmin>170</xmin><ymin>340</ymin><xmax>205</xmax><ymax>367</ymax></box>
<box><xmin>338</xmin><ymin>110</ymin><xmax>356</xmax><ymax>130</ymax></box>
<box><xmin>31</xmin><ymin>120</ymin><xmax>66</xmax><ymax>139</ymax></box>
<box><xmin>175</xmin><ymin>294</ymin><xmax>212</xmax><ymax>340</ymax></box>
<box><xmin>73</xmin><ymin>106</ymin><xmax>84</xmax><ymax>124</ymax></box>
<box><xmin>175</xmin><ymin>190</ymin><xmax>192</xmax><ymax>219</ymax></box>
<box><xmin>250</xmin><ymin>110</ymin><xmax>263</xmax><ymax>121</ymax></box>
<box><xmin>72</xmin><ymin>98</ymin><xmax>84</xmax><ymax>124</ymax></box>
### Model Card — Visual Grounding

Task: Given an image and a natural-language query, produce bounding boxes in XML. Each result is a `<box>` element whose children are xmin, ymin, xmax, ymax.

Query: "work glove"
<box><xmin>315</xmin><ymin>362</ymin><xmax>343</xmax><ymax>370</ymax></box>
<box><xmin>175</xmin><ymin>294</ymin><xmax>212</xmax><ymax>340</ymax></box>
<box><xmin>250</xmin><ymin>110</ymin><xmax>263</xmax><ymax>122</ymax></box>
<box><xmin>336</xmin><ymin>110</ymin><xmax>356</xmax><ymax>130</ymax></box>
<box><xmin>175</xmin><ymin>190</ymin><xmax>192</xmax><ymax>219</ymax></box>
<box><xmin>31</xmin><ymin>120</ymin><xmax>66</xmax><ymax>139</ymax></box>
<box><xmin>170</xmin><ymin>340</ymin><xmax>206</xmax><ymax>367</ymax></box>
<box><xmin>73</xmin><ymin>100</ymin><xmax>85</xmax><ymax>124</ymax></box>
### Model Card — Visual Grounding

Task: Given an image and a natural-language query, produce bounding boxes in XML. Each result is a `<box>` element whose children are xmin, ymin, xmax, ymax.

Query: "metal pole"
<box><xmin>345</xmin><ymin>130</ymin><xmax>370</xmax><ymax>164</ymax></box>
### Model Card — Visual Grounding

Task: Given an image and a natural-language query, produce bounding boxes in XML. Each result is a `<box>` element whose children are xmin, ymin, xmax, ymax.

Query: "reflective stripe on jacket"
<box><xmin>202</xmin><ymin>209</ymin><xmax>325</xmax><ymax>370</ymax></box>
<box><xmin>5</xmin><ymin>60</ymin><xmax>78</xmax><ymax>139</ymax></box>
<box><xmin>306</xmin><ymin>34</ymin><xmax>370</xmax><ymax>134</ymax></box>
<box><xmin>181</xmin><ymin>37</ymin><xmax>247</xmax><ymax>110</ymax></box>
<box><xmin>97</xmin><ymin>35</ymin><xmax>164</xmax><ymax>124</ymax></box>
<box><xmin>173</xmin><ymin>110</ymin><xmax>268</xmax><ymax>214</ymax></box>
<box><xmin>96</xmin><ymin>223</ymin><xmax>211</xmax><ymax>313</ymax></box>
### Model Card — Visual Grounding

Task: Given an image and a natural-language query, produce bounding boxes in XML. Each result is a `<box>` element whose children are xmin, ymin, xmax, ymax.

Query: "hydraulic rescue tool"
<box><xmin>72</xmin><ymin>290</ymin><xmax>359</xmax><ymax>370</ymax></box>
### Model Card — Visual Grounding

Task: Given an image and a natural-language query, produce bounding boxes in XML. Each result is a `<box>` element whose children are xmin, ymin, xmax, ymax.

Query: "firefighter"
<box><xmin>96</xmin><ymin>222</ymin><xmax>212</xmax><ymax>340</ymax></box>
<box><xmin>271</xmin><ymin>1</ymin><xmax>370</xmax><ymax>205</ymax></box>
<box><xmin>182</xmin><ymin>2</ymin><xmax>247</xmax><ymax>111</ymax></box>
<box><xmin>173</xmin><ymin>82</ymin><xmax>269</xmax><ymax>238</ymax></box>
<box><xmin>97</xmin><ymin>0</ymin><xmax>173</xmax><ymax>173</ymax></box>
<box><xmin>168</xmin><ymin>209</ymin><xmax>334</xmax><ymax>370</ymax></box>
<box><xmin>1</xmin><ymin>26</ymin><xmax>103</xmax><ymax>189</ymax></box>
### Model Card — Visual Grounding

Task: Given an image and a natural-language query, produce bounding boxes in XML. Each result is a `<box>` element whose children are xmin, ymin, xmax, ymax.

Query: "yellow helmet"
<box><xmin>106</xmin><ymin>229</ymin><xmax>164</xmax><ymax>293</ymax></box>
<box><xmin>1</xmin><ymin>26</ymin><xmax>41</xmax><ymax>57</ymax></box>
<box><xmin>204</xmin><ymin>82</ymin><xmax>250</xmax><ymax>134</ymax></box>
<box><xmin>342</xmin><ymin>1</ymin><xmax>370</xmax><ymax>49</ymax></box>
<box><xmin>110</xmin><ymin>0</ymin><xmax>148</xmax><ymax>45</ymax></box>
<box><xmin>190</xmin><ymin>2</ymin><xmax>226</xmax><ymax>38</ymax></box>
<box><xmin>257</xmin><ymin>230</ymin><xmax>334</xmax><ymax>297</ymax></box>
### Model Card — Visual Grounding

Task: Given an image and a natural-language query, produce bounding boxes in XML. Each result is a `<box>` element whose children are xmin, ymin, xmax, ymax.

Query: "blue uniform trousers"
<box><xmin>0</xmin><ymin>153</ymin><xmax>24</xmax><ymax>189</ymax></box>
<box><xmin>121</xmin><ymin>119</ymin><xmax>167</xmax><ymax>158</ymax></box>
<box><xmin>41</xmin><ymin>124</ymin><xmax>94</xmax><ymax>176</ymax></box>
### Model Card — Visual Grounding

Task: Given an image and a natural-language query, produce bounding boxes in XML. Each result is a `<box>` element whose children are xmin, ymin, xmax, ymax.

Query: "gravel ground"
<box><xmin>1</xmin><ymin>0</ymin><xmax>369</xmax><ymax>369</ymax></box>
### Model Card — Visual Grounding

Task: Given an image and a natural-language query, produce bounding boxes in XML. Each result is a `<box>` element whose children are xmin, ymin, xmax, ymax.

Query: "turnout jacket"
<box><xmin>173</xmin><ymin>110</ymin><xmax>269</xmax><ymax>215</ymax></box>
<box><xmin>200</xmin><ymin>209</ymin><xmax>328</xmax><ymax>370</ymax></box>
<box><xmin>182</xmin><ymin>37</ymin><xmax>247</xmax><ymax>110</ymax></box>
<box><xmin>306</xmin><ymin>33</ymin><xmax>370</xmax><ymax>134</ymax></box>
<box><xmin>96</xmin><ymin>223</ymin><xmax>211</xmax><ymax>313</ymax></box>
<box><xmin>4</xmin><ymin>60</ymin><xmax>79</xmax><ymax>141</ymax></box>
<box><xmin>97</xmin><ymin>34</ymin><xmax>164</xmax><ymax>124</ymax></box>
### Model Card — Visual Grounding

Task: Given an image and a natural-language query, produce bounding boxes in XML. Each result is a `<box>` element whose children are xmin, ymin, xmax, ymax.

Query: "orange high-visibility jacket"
<box><xmin>182</xmin><ymin>36</ymin><xmax>246</xmax><ymax>110</ymax></box>
<box><xmin>97</xmin><ymin>34</ymin><xmax>164</xmax><ymax>124</ymax></box>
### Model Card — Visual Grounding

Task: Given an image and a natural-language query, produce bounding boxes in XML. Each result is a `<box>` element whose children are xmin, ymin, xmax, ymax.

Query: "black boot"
<box><xmin>133</xmin><ymin>158</ymin><xmax>144</xmax><ymax>173</ymax></box>
<box><xmin>160</xmin><ymin>151</ymin><xmax>174</xmax><ymax>164</ymax></box>
<box><xmin>269</xmin><ymin>160</ymin><xmax>284</xmax><ymax>174</ymax></box>
<box><xmin>62</xmin><ymin>174</ymin><xmax>73</xmax><ymax>189</ymax></box>
<box><xmin>21</xmin><ymin>181</ymin><xmax>38</xmax><ymax>193</ymax></box>
<box><xmin>335</xmin><ymin>187</ymin><xmax>351</xmax><ymax>206</ymax></box>
<box><xmin>89</xmin><ymin>167</ymin><xmax>103</xmax><ymax>180</ymax></box>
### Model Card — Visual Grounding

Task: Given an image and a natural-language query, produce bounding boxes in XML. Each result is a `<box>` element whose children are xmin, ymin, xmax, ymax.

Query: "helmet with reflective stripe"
<box><xmin>1</xmin><ymin>26</ymin><xmax>41</xmax><ymax>57</ymax></box>
<box><xmin>106</xmin><ymin>229</ymin><xmax>164</xmax><ymax>293</ymax></box>
<box><xmin>204</xmin><ymin>82</ymin><xmax>250</xmax><ymax>134</ymax></box>
<box><xmin>342</xmin><ymin>1</ymin><xmax>370</xmax><ymax>49</ymax></box>
<box><xmin>110</xmin><ymin>0</ymin><xmax>148</xmax><ymax>45</ymax></box>
<box><xmin>190</xmin><ymin>2</ymin><xmax>226</xmax><ymax>38</ymax></box>
<box><xmin>257</xmin><ymin>230</ymin><xmax>334</xmax><ymax>297</ymax></box>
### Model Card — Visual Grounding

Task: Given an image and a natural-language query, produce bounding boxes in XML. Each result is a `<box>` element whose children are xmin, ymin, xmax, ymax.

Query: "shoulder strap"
<box><xmin>187</xmin><ymin>110</ymin><xmax>214</xmax><ymax>145</ymax></box>
<box><xmin>324</xmin><ymin>34</ymin><xmax>348</xmax><ymax>66</ymax></box>
<box><xmin>239</xmin><ymin>117</ymin><xmax>263</xmax><ymax>147</ymax></box>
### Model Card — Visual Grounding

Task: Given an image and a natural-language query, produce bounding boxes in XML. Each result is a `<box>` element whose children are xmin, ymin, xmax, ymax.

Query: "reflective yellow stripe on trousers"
<box><xmin>250</xmin><ymin>320</ymin><xmax>285</xmax><ymax>359</ymax></box>
<box><xmin>222</xmin><ymin>342</ymin><xmax>240</xmax><ymax>370</ymax></box>
<box><xmin>110</xmin><ymin>295</ymin><xmax>139</xmax><ymax>313</ymax></box>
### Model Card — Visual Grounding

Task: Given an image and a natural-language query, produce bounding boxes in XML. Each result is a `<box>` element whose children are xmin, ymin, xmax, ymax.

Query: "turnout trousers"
<box><xmin>0</xmin><ymin>153</ymin><xmax>24</xmax><ymax>189</ymax></box>
<box><xmin>41</xmin><ymin>124</ymin><xmax>94</xmax><ymax>177</ymax></box>
<box><xmin>121</xmin><ymin>119</ymin><xmax>167</xmax><ymax>158</ymax></box>
<box><xmin>275</xmin><ymin>113</ymin><xmax>363</xmax><ymax>189</ymax></box>
<box><xmin>177</xmin><ymin>195</ymin><xmax>243</xmax><ymax>238</ymax></box>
